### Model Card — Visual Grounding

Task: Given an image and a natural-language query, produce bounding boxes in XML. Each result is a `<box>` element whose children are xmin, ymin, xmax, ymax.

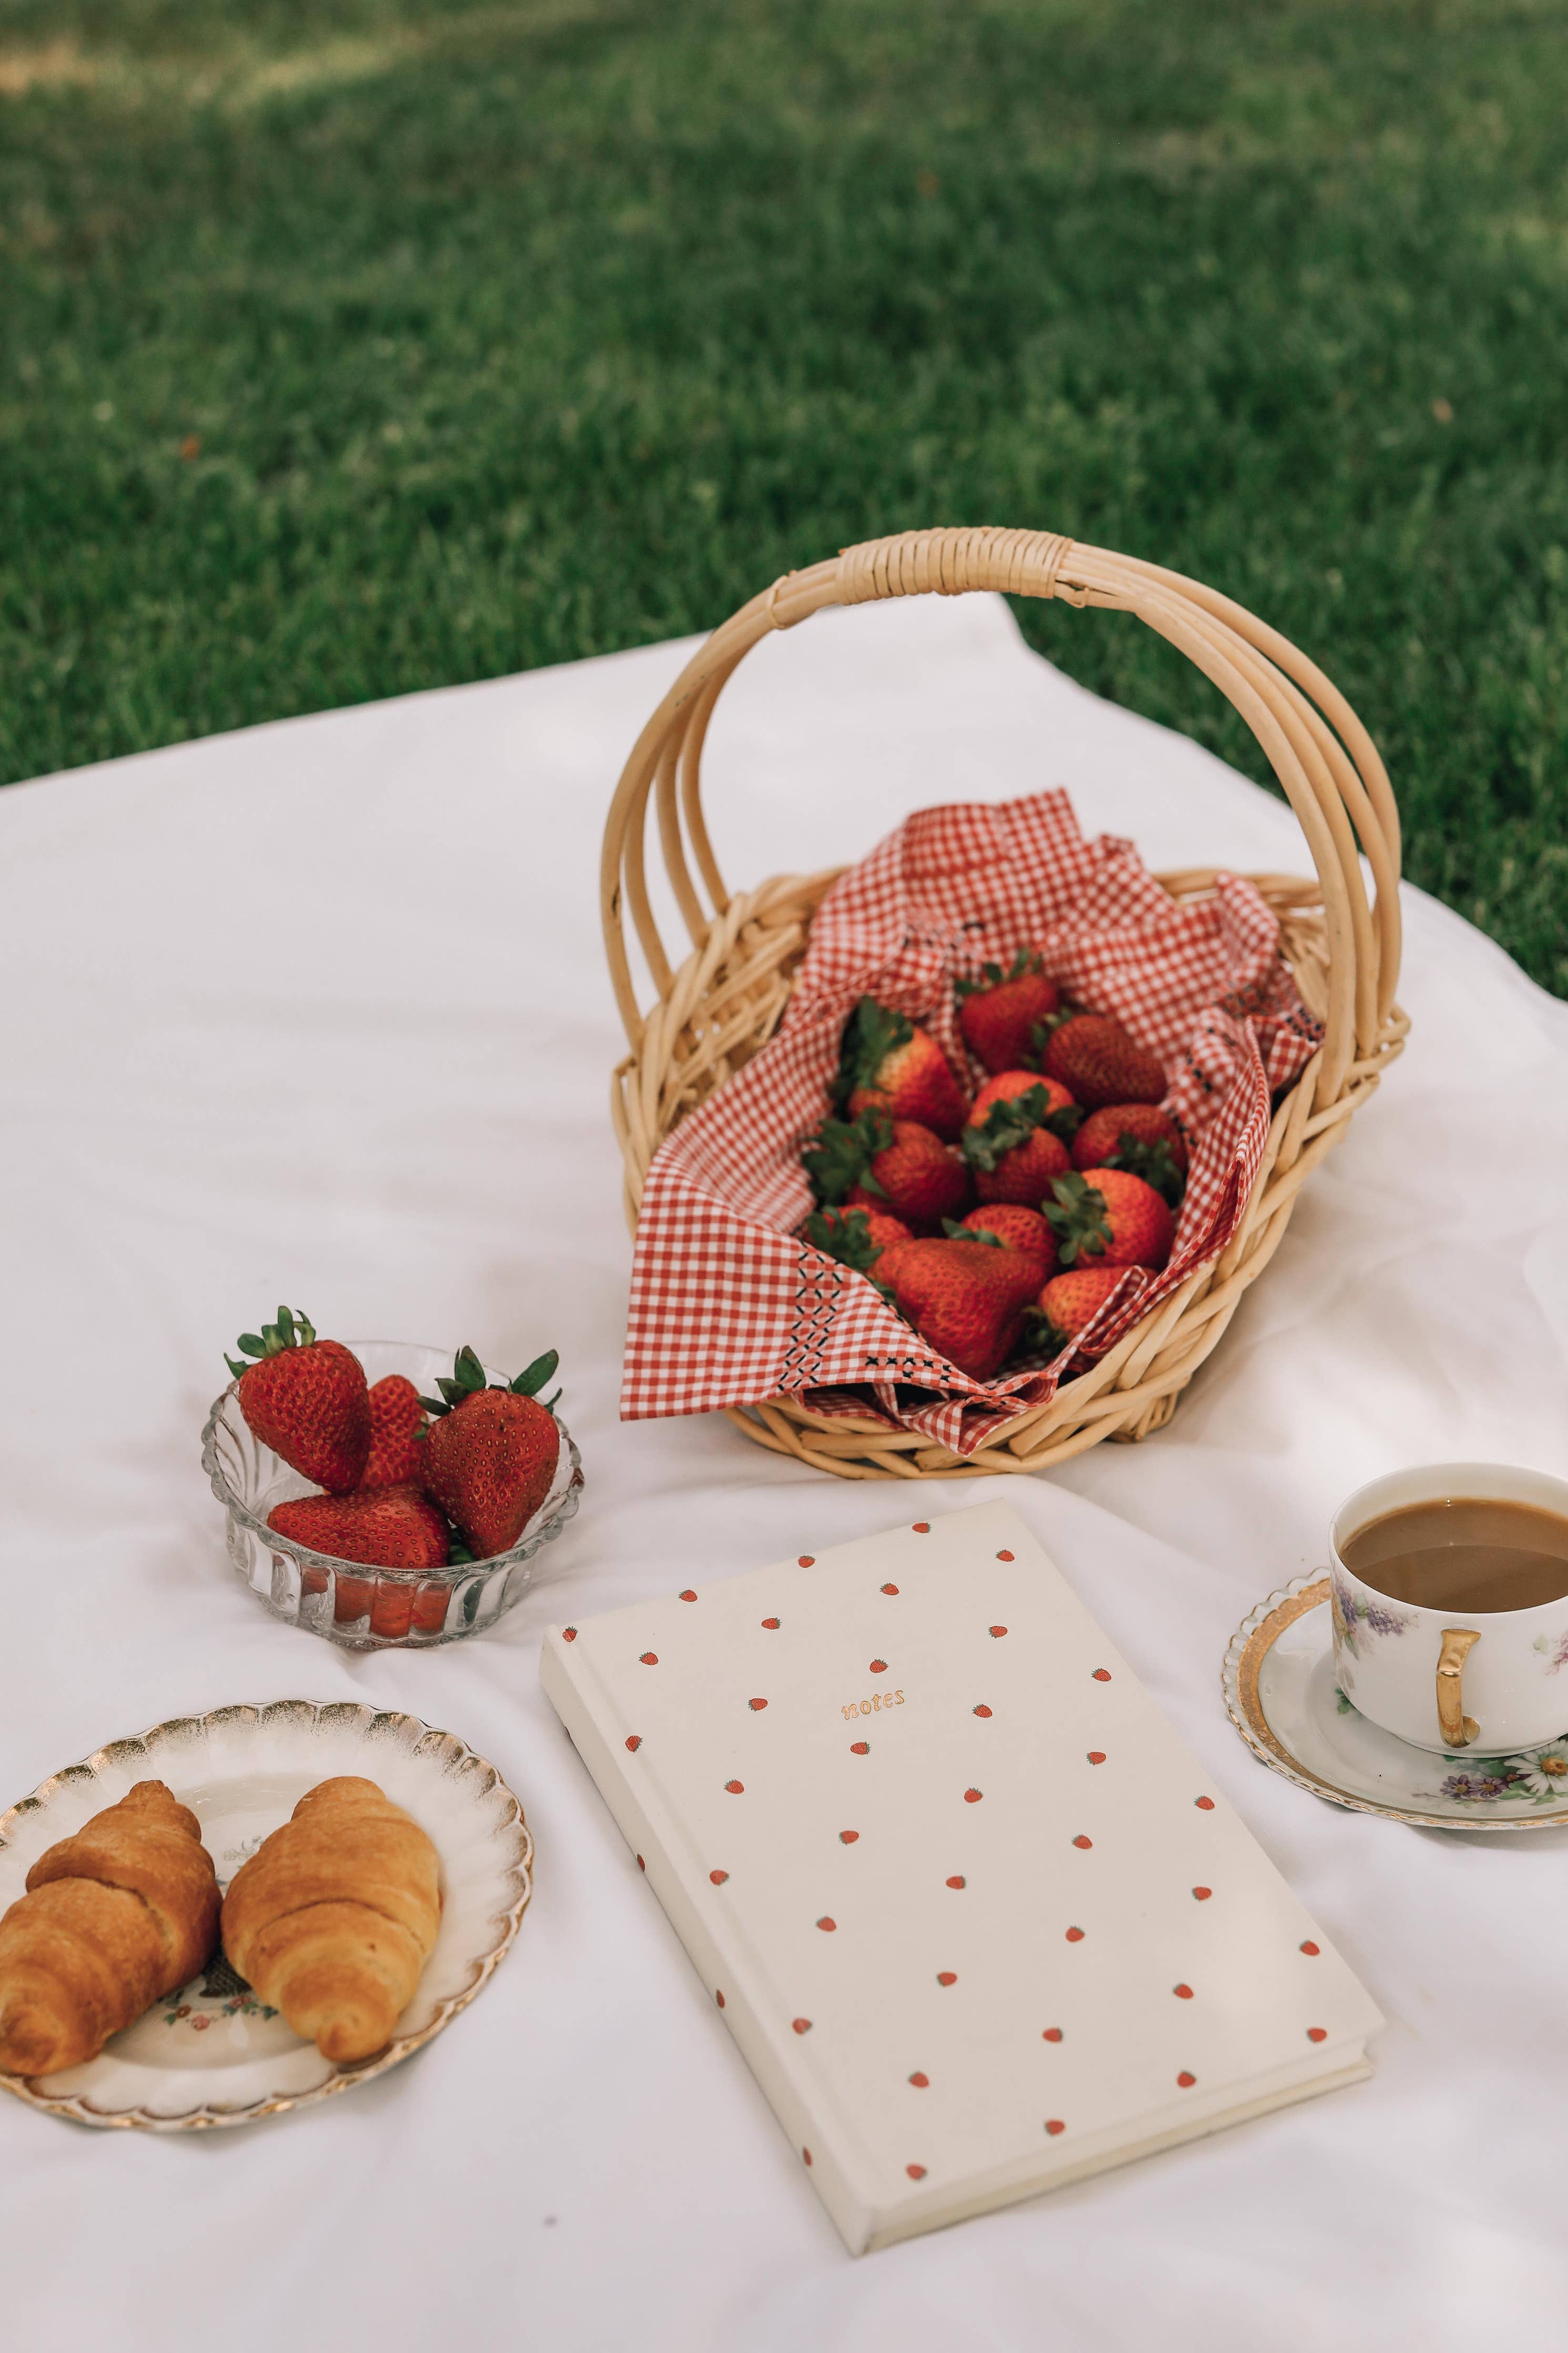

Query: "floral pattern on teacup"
<box><xmin>1417</xmin><ymin>1742</ymin><xmax>1568</xmax><ymax>1808</ymax></box>
<box><xmin>1330</xmin><ymin>1568</ymin><xmax>1415</xmax><ymax>1660</ymax></box>
<box><xmin>1532</xmin><ymin>1631</ymin><xmax>1568</xmax><ymax>1675</ymax></box>
<box><xmin>1504</xmin><ymin>1746</ymin><xmax>1568</xmax><ymax>1797</ymax></box>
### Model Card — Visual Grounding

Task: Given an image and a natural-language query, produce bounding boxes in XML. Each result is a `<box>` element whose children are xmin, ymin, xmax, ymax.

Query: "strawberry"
<box><xmin>955</xmin><ymin>950</ymin><xmax>1061</xmax><ymax>1076</ymax></box>
<box><xmin>852</xmin><ymin>1205</ymin><xmax>913</xmax><ymax>1253</ymax></box>
<box><xmin>950</xmin><ymin>1204</ymin><xmax>1057</xmax><ymax>1291</ymax></box>
<box><xmin>1043</xmin><ymin>1169</ymin><xmax>1174</xmax><ymax>1271</ymax></box>
<box><xmin>832</xmin><ymin>998</ymin><xmax>969</xmax><ymax>1142</ymax></box>
<box><xmin>419</xmin><ymin>1344</ymin><xmax>562</xmax><ymax>1559</ymax></box>
<box><xmin>368</xmin><ymin>1574</ymin><xmax>453</xmax><ymax>1642</ymax></box>
<box><xmin>960</xmin><ymin>1072</ymin><xmax>1078</xmax><ymax>1206</ymax></box>
<box><xmin>848</xmin><ymin>1122</ymin><xmax>970</xmax><ymax>1233</ymax></box>
<box><xmin>804</xmin><ymin>1109</ymin><xmax>970</xmax><ymax>1234</ymax></box>
<box><xmin>1071</xmin><ymin>1103</ymin><xmax>1188</xmax><ymax>1206</ymax></box>
<box><xmin>358</xmin><ymin>1375</ymin><xmax>430</xmax><ymax>1489</ymax></box>
<box><xmin>1043</xmin><ymin>1014</ymin><xmax>1166</xmax><ymax>1112</ymax></box>
<box><xmin>804</xmin><ymin>1204</ymin><xmax>911</xmax><ymax>1275</ymax></box>
<box><xmin>268</xmin><ymin>1482</ymin><xmax>449</xmax><ymax>1570</ymax></box>
<box><xmin>969</xmin><ymin>1070</ymin><xmax>1080</xmax><ymax>1133</ymax></box>
<box><xmin>875</xmin><ymin>1233</ymin><xmax>1030</xmax><ymax>1381</ymax></box>
<box><xmin>226</xmin><ymin>1307</ymin><xmax>370</xmax><ymax>1494</ymax></box>
<box><xmin>1031</xmin><ymin>1264</ymin><xmax>1131</xmax><ymax>1353</ymax></box>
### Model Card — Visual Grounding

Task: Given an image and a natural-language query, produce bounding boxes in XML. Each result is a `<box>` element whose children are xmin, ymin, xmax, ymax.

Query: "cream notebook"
<box><xmin>540</xmin><ymin>1502</ymin><xmax>1381</xmax><ymax>2254</ymax></box>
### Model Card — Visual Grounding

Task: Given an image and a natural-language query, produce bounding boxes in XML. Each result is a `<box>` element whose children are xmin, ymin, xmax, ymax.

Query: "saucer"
<box><xmin>1222</xmin><ymin>1576</ymin><xmax>1568</xmax><ymax>1831</ymax></box>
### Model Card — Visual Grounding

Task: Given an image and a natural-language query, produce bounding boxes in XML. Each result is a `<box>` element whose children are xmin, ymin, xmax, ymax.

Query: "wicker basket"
<box><xmin>603</xmin><ymin>528</ymin><xmax>1407</xmax><ymax>1480</ymax></box>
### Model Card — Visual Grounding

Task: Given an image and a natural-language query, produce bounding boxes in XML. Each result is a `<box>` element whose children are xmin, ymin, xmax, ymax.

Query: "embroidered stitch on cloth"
<box><xmin>620</xmin><ymin>790</ymin><xmax>1321</xmax><ymax>1454</ymax></box>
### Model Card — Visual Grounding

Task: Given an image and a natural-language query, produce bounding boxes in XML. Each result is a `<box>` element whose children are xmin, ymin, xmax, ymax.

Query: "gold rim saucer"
<box><xmin>1222</xmin><ymin>1576</ymin><xmax>1568</xmax><ymax>1833</ymax></box>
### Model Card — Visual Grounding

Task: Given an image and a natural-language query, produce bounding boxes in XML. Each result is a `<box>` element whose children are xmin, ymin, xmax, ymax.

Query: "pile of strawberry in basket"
<box><xmin>620</xmin><ymin>790</ymin><xmax>1323</xmax><ymax>1450</ymax></box>
<box><xmin>801</xmin><ymin>960</ymin><xmax>1186</xmax><ymax>1383</ymax></box>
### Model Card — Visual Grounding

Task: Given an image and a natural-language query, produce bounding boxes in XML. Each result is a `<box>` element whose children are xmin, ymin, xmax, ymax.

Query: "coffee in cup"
<box><xmin>1330</xmin><ymin>1463</ymin><xmax>1568</xmax><ymax>1755</ymax></box>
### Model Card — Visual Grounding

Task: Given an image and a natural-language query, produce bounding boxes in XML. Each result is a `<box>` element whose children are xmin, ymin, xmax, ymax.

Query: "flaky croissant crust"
<box><xmin>0</xmin><ymin>1779</ymin><xmax>220</xmax><ymax>2077</ymax></box>
<box><xmin>221</xmin><ymin>1776</ymin><xmax>441</xmax><ymax>2064</ymax></box>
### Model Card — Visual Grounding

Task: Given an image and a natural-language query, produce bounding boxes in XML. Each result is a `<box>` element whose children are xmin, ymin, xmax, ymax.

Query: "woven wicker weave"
<box><xmin>602</xmin><ymin>528</ymin><xmax>1408</xmax><ymax>1479</ymax></box>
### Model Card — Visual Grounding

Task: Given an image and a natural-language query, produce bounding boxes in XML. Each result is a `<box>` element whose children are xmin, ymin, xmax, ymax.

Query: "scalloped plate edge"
<box><xmin>0</xmin><ymin>1700</ymin><xmax>533</xmax><ymax>2129</ymax></box>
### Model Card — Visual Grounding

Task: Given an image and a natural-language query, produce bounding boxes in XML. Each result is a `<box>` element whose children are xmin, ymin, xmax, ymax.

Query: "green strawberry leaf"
<box><xmin>953</xmin><ymin>960</ymin><xmax>1002</xmax><ymax>1004</ymax></box>
<box><xmin>941</xmin><ymin>1219</ymin><xmax>1004</xmax><ymax>1247</ymax></box>
<box><xmin>509</xmin><ymin>1349</ymin><xmax>560</xmax><ymax>1398</ymax></box>
<box><xmin>955</xmin><ymin>948</ymin><xmax>1042</xmax><ymax>1002</ymax></box>
<box><xmin>1101</xmin><ymin>1134</ymin><xmax>1186</xmax><ymax>1206</ymax></box>
<box><xmin>1041</xmin><ymin>1172</ymin><xmax>1113</xmax><ymax>1265</ymax></box>
<box><xmin>805</xmin><ymin>1206</ymin><xmax>887</xmax><ymax>1276</ymax></box>
<box><xmin>1023</xmin><ymin>1009</ymin><xmax>1080</xmax><ymax>1068</ymax></box>
<box><xmin>1019</xmin><ymin>1303</ymin><xmax>1071</xmax><ymax>1356</ymax></box>
<box><xmin>828</xmin><ymin>998</ymin><xmax>913</xmax><ymax>1109</ymax></box>
<box><xmin>802</xmin><ymin>1106</ymin><xmax>892</xmax><ymax>1205</ymax></box>
<box><xmin>228</xmin><ymin>1306</ymin><xmax>319</xmax><ymax>1376</ymax></box>
<box><xmin>960</xmin><ymin>1087</ymin><xmax>1083</xmax><ymax>1172</ymax></box>
<box><xmin>432</xmin><ymin>1344</ymin><xmax>492</xmax><ymax>1410</ymax></box>
<box><xmin>960</xmin><ymin>1086</ymin><xmax>1048</xmax><ymax>1171</ymax></box>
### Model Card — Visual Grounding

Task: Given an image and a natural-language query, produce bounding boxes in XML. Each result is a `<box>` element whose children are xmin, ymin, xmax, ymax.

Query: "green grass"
<box><xmin>4</xmin><ymin>0</ymin><xmax>1568</xmax><ymax>990</ymax></box>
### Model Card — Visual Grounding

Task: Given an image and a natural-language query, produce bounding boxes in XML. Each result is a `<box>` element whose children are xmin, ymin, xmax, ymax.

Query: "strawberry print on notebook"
<box><xmin>540</xmin><ymin>1500</ymin><xmax>1383</xmax><ymax>2257</ymax></box>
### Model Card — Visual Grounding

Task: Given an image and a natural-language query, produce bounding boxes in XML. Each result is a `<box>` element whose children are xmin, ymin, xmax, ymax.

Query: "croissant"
<box><xmin>0</xmin><ymin>1779</ymin><xmax>220</xmax><ymax>2076</ymax></box>
<box><xmin>221</xmin><ymin>1776</ymin><xmax>441</xmax><ymax>2063</ymax></box>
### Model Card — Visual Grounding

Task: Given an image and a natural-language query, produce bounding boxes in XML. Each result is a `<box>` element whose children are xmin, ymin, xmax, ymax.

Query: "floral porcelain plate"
<box><xmin>0</xmin><ymin>1700</ymin><xmax>532</xmax><ymax>2129</ymax></box>
<box><xmin>1223</xmin><ymin>1576</ymin><xmax>1568</xmax><ymax>1831</ymax></box>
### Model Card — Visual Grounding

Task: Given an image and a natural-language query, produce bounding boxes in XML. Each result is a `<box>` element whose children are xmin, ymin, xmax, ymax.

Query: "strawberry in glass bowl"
<box><xmin>202</xmin><ymin>1313</ymin><xmax>583</xmax><ymax>1650</ymax></box>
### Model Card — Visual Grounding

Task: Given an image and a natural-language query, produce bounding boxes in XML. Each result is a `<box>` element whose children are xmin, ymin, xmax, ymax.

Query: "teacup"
<box><xmin>1330</xmin><ymin>1461</ymin><xmax>1568</xmax><ymax>1756</ymax></box>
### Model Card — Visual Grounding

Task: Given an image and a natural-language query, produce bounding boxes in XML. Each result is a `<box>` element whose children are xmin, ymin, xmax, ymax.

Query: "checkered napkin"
<box><xmin>621</xmin><ymin>791</ymin><xmax>1321</xmax><ymax>1456</ymax></box>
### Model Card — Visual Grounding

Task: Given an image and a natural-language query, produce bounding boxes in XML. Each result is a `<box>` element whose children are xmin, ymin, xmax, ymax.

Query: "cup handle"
<box><xmin>1437</xmin><ymin>1628</ymin><xmax>1481</xmax><ymax>1748</ymax></box>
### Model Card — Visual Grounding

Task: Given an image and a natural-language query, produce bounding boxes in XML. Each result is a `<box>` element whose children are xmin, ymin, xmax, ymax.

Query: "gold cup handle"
<box><xmin>1437</xmin><ymin>1628</ymin><xmax>1481</xmax><ymax>1749</ymax></box>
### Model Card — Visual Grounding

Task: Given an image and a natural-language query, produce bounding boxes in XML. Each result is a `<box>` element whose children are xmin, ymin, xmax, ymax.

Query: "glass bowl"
<box><xmin>201</xmin><ymin>1341</ymin><xmax>584</xmax><ymax>1650</ymax></box>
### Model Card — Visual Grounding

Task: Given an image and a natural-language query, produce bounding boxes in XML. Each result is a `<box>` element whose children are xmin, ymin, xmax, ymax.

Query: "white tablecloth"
<box><xmin>4</xmin><ymin>592</ymin><xmax>1568</xmax><ymax>2350</ymax></box>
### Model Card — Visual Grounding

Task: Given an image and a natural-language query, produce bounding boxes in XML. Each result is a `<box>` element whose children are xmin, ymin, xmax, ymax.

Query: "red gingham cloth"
<box><xmin>621</xmin><ymin>791</ymin><xmax>1321</xmax><ymax>1455</ymax></box>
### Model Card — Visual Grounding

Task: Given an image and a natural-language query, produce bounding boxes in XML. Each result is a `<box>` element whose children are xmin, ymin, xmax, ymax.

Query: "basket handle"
<box><xmin>601</xmin><ymin>528</ymin><xmax>1402</xmax><ymax>1113</ymax></box>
